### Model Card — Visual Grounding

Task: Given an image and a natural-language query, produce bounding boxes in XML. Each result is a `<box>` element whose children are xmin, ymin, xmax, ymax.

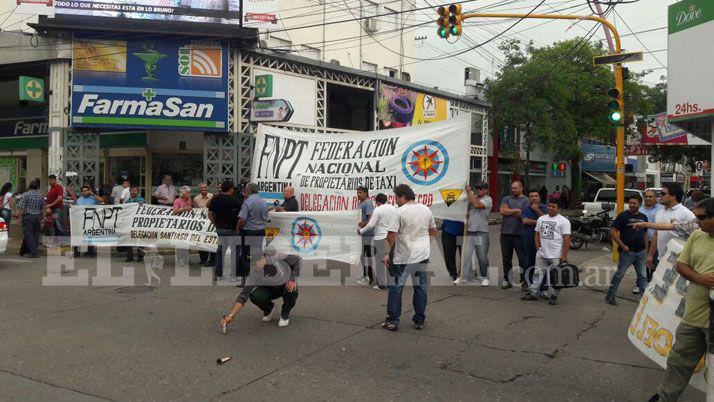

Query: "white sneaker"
<box><xmin>481</xmin><ymin>278</ymin><xmax>490</xmax><ymax>287</ymax></box>
<box><xmin>452</xmin><ymin>278</ymin><xmax>461</xmax><ymax>285</ymax></box>
<box><xmin>261</xmin><ymin>312</ymin><xmax>274</xmax><ymax>322</ymax></box>
<box><xmin>632</xmin><ymin>287</ymin><xmax>640</xmax><ymax>294</ymax></box>
<box><xmin>278</xmin><ymin>318</ymin><xmax>290</xmax><ymax>327</ymax></box>
<box><xmin>357</xmin><ymin>277</ymin><xmax>369</xmax><ymax>285</ymax></box>
<box><xmin>372</xmin><ymin>285</ymin><xmax>384</xmax><ymax>290</ymax></box>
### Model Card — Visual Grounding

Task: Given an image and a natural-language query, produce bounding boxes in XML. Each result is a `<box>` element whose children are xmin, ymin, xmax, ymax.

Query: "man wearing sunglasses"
<box><xmin>631</xmin><ymin>183</ymin><xmax>695</xmax><ymax>268</ymax></box>
<box><xmin>651</xmin><ymin>198</ymin><xmax>714</xmax><ymax>401</ymax></box>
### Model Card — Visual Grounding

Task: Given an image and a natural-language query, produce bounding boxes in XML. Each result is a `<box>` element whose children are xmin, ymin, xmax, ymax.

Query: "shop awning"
<box><xmin>585</xmin><ymin>172</ymin><xmax>617</xmax><ymax>185</ymax></box>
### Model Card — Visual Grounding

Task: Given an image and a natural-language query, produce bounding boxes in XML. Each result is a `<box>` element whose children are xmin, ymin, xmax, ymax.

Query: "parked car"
<box><xmin>582</xmin><ymin>188</ymin><xmax>644</xmax><ymax>219</ymax></box>
<box><xmin>0</xmin><ymin>217</ymin><xmax>7</xmax><ymax>254</ymax></box>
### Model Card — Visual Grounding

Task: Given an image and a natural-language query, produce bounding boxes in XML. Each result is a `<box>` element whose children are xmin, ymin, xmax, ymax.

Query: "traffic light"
<box><xmin>436</xmin><ymin>4</ymin><xmax>462</xmax><ymax>38</ymax></box>
<box><xmin>436</xmin><ymin>6</ymin><xmax>449</xmax><ymax>38</ymax></box>
<box><xmin>448</xmin><ymin>4</ymin><xmax>462</xmax><ymax>36</ymax></box>
<box><xmin>607</xmin><ymin>87</ymin><xmax>622</xmax><ymax>124</ymax></box>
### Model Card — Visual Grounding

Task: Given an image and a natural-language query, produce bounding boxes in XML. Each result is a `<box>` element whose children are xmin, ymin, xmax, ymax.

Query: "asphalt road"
<box><xmin>0</xmin><ymin>226</ymin><xmax>704</xmax><ymax>401</ymax></box>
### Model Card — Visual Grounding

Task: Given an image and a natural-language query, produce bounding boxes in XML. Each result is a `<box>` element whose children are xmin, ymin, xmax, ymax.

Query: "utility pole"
<box><xmin>436</xmin><ymin>8</ymin><xmax>627</xmax><ymax>221</ymax></box>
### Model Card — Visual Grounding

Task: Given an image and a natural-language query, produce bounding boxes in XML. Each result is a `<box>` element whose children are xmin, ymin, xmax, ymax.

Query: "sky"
<box><xmin>0</xmin><ymin>0</ymin><xmax>676</xmax><ymax>95</ymax></box>
<box><xmin>410</xmin><ymin>0</ymin><xmax>677</xmax><ymax>94</ymax></box>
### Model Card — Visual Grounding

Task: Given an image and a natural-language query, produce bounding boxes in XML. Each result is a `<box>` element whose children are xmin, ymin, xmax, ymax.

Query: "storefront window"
<box><xmin>151</xmin><ymin>154</ymin><xmax>203</xmax><ymax>195</ymax></box>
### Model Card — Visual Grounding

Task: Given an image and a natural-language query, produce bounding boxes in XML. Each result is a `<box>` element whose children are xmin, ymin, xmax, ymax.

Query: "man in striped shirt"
<box><xmin>17</xmin><ymin>181</ymin><xmax>44</xmax><ymax>258</ymax></box>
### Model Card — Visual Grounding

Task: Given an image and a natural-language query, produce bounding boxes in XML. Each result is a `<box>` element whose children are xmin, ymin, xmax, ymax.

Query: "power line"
<box><xmin>393</xmin><ymin>0</ymin><xmax>548</xmax><ymax>69</ymax></box>
<box><xmin>613</xmin><ymin>9</ymin><xmax>666</xmax><ymax>69</ymax></box>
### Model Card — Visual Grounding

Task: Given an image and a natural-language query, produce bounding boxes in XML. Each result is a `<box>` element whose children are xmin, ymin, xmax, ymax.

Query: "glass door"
<box><xmin>108</xmin><ymin>156</ymin><xmax>146</xmax><ymax>197</ymax></box>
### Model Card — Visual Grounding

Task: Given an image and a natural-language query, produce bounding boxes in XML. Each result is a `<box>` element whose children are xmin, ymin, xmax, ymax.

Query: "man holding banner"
<box><xmin>651</xmin><ymin>198</ymin><xmax>714</xmax><ymax>401</ymax></box>
<box><xmin>356</xmin><ymin>186</ymin><xmax>375</xmax><ymax>286</ymax></box>
<box><xmin>382</xmin><ymin>184</ymin><xmax>437</xmax><ymax>331</ymax></box>
<box><xmin>237</xmin><ymin>183</ymin><xmax>269</xmax><ymax>286</ymax></box>
<box><xmin>359</xmin><ymin>193</ymin><xmax>396</xmax><ymax>290</ymax></box>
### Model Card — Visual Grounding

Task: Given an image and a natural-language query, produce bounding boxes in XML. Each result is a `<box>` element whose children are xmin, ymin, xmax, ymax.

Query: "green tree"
<box><xmin>485</xmin><ymin>38</ymin><xmax>631</xmax><ymax>188</ymax></box>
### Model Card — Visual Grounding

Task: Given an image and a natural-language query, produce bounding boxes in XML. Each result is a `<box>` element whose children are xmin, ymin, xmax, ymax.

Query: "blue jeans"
<box><xmin>214</xmin><ymin>229</ymin><xmax>238</xmax><ymax>279</ymax></box>
<box><xmin>462</xmin><ymin>232</ymin><xmax>489</xmax><ymax>279</ymax></box>
<box><xmin>529</xmin><ymin>254</ymin><xmax>561</xmax><ymax>298</ymax></box>
<box><xmin>1</xmin><ymin>208</ymin><xmax>11</xmax><ymax>225</ymax></box>
<box><xmin>386</xmin><ymin>260</ymin><xmax>428</xmax><ymax>325</ymax></box>
<box><xmin>606</xmin><ymin>250</ymin><xmax>648</xmax><ymax>298</ymax></box>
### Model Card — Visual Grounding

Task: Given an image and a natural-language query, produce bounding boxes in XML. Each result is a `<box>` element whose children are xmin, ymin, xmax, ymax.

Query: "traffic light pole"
<box><xmin>456</xmin><ymin>12</ymin><xmax>626</xmax><ymax>218</ymax></box>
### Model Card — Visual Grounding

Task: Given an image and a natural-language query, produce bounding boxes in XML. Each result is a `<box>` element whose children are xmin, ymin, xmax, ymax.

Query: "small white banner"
<box><xmin>628</xmin><ymin>238</ymin><xmax>706</xmax><ymax>391</ymax></box>
<box><xmin>265</xmin><ymin>210</ymin><xmax>361</xmax><ymax>266</ymax></box>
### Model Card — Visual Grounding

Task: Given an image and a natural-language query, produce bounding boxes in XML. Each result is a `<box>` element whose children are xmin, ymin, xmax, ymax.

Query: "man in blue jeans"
<box><xmin>381</xmin><ymin>184</ymin><xmax>437</xmax><ymax>331</ymax></box>
<box><xmin>605</xmin><ymin>194</ymin><xmax>649</xmax><ymax>305</ymax></box>
<box><xmin>522</xmin><ymin>189</ymin><xmax>547</xmax><ymax>288</ymax></box>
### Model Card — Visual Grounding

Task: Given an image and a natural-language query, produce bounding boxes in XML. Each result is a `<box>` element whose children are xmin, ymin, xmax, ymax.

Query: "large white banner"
<box><xmin>252</xmin><ymin>114</ymin><xmax>471</xmax><ymax>220</ymax></box>
<box><xmin>265</xmin><ymin>211</ymin><xmax>361</xmax><ymax>266</ymax></box>
<box><xmin>628</xmin><ymin>239</ymin><xmax>706</xmax><ymax>391</ymax></box>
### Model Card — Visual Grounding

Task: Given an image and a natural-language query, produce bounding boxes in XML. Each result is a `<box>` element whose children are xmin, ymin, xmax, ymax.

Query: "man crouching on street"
<box><xmin>220</xmin><ymin>245</ymin><xmax>301</xmax><ymax>329</ymax></box>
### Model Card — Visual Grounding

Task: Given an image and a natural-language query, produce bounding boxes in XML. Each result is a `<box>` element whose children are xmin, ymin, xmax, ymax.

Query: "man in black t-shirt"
<box><xmin>605</xmin><ymin>194</ymin><xmax>649</xmax><ymax>305</ymax></box>
<box><xmin>268</xmin><ymin>186</ymin><xmax>299</xmax><ymax>212</ymax></box>
<box><xmin>208</xmin><ymin>181</ymin><xmax>242</xmax><ymax>280</ymax></box>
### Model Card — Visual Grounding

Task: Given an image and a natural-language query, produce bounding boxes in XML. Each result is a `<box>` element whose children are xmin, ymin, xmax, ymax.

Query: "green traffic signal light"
<box><xmin>609</xmin><ymin>111</ymin><xmax>622</xmax><ymax>123</ymax></box>
<box><xmin>437</xmin><ymin>27</ymin><xmax>449</xmax><ymax>38</ymax></box>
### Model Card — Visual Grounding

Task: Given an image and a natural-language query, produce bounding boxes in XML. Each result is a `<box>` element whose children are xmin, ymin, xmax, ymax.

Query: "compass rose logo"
<box><xmin>290</xmin><ymin>217</ymin><xmax>323</xmax><ymax>253</ymax></box>
<box><xmin>401</xmin><ymin>140</ymin><xmax>450</xmax><ymax>185</ymax></box>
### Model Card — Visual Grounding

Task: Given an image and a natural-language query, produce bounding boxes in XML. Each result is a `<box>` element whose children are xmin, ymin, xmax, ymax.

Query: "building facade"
<box><xmin>0</xmin><ymin>30</ymin><xmax>486</xmax><ymax>199</ymax></box>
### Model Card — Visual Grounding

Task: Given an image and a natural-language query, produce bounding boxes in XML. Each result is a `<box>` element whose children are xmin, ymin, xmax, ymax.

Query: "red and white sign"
<box><xmin>243</xmin><ymin>0</ymin><xmax>280</xmax><ymax>28</ymax></box>
<box><xmin>244</xmin><ymin>13</ymin><xmax>278</xmax><ymax>24</ymax></box>
<box><xmin>16</xmin><ymin>0</ymin><xmax>55</xmax><ymax>16</ymax></box>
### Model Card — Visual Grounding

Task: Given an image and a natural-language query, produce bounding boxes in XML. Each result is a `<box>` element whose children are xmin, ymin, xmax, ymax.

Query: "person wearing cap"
<box><xmin>219</xmin><ymin>246</ymin><xmax>301</xmax><ymax>328</ymax></box>
<box><xmin>456</xmin><ymin>182</ymin><xmax>492</xmax><ymax>286</ymax></box>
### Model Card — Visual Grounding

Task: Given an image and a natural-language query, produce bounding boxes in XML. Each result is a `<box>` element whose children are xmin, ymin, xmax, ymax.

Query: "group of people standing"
<box><xmin>436</xmin><ymin>180</ymin><xmax>571</xmax><ymax>305</ymax></box>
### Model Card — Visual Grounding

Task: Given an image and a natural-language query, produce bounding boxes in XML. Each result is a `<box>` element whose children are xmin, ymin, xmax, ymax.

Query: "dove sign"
<box><xmin>676</xmin><ymin>6</ymin><xmax>702</xmax><ymax>25</ymax></box>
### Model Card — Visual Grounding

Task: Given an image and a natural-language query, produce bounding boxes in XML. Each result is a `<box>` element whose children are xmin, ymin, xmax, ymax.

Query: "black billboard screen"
<box><xmin>55</xmin><ymin>1</ymin><xmax>241</xmax><ymax>25</ymax></box>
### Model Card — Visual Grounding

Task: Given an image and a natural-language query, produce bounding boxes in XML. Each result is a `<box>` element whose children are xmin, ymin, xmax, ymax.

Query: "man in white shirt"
<box><xmin>118</xmin><ymin>179</ymin><xmax>131</xmax><ymax>204</ymax></box>
<box><xmin>381</xmin><ymin>184</ymin><xmax>437</xmax><ymax>331</ymax></box>
<box><xmin>358</xmin><ymin>193</ymin><xmax>397</xmax><ymax>290</ymax></box>
<box><xmin>522</xmin><ymin>199</ymin><xmax>571</xmax><ymax>305</ymax></box>
<box><xmin>110</xmin><ymin>177</ymin><xmax>125</xmax><ymax>205</ymax></box>
<box><xmin>648</xmin><ymin>183</ymin><xmax>696</xmax><ymax>261</ymax></box>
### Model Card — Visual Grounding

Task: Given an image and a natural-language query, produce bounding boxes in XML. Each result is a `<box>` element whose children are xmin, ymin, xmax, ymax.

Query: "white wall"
<box><xmin>269</xmin><ymin>0</ymin><xmax>415</xmax><ymax>77</ymax></box>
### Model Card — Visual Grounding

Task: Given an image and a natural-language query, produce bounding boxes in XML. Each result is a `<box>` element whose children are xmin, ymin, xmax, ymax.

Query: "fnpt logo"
<box><xmin>401</xmin><ymin>140</ymin><xmax>450</xmax><ymax>186</ymax></box>
<box><xmin>291</xmin><ymin>217</ymin><xmax>322</xmax><ymax>253</ymax></box>
<box><xmin>178</xmin><ymin>45</ymin><xmax>223</xmax><ymax>78</ymax></box>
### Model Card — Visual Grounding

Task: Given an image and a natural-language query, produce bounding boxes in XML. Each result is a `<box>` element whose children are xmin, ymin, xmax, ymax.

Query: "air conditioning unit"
<box><xmin>363</xmin><ymin>17</ymin><xmax>379</xmax><ymax>32</ymax></box>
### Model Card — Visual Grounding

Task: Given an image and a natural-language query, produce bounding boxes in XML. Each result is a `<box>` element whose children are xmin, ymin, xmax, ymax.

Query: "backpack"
<box><xmin>549</xmin><ymin>262</ymin><xmax>580</xmax><ymax>289</ymax></box>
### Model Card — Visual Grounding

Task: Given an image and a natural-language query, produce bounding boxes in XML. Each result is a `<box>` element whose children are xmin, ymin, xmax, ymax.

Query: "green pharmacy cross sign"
<box><xmin>254</xmin><ymin>75</ymin><xmax>273</xmax><ymax>98</ymax></box>
<box><xmin>19</xmin><ymin>76</ymin><xmax>44</xmax><ymax>102</ymax></box>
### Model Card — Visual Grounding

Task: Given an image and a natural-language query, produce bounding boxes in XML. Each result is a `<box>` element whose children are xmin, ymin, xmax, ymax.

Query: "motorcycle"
<box><xmin>569</xmin><ymin>203</ymin><xmax>614</xmax><ymax>250</ymax></box>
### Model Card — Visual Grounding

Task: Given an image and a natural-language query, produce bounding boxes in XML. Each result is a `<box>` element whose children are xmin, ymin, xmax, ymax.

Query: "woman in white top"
<box><xmin>358</xmin><ymin>193</ymin><xmax>397</xmax><ymax>290</ymax></box>
<box><xmin>0</xmin><ymin>182</ymin><xmax>14</xmax><ymax>226</ymax></box>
